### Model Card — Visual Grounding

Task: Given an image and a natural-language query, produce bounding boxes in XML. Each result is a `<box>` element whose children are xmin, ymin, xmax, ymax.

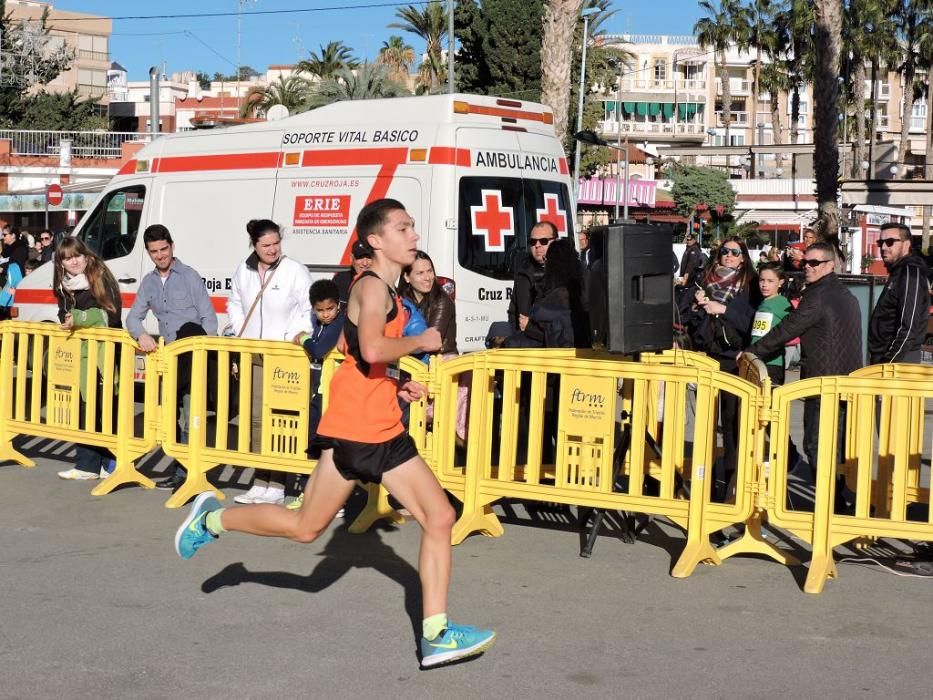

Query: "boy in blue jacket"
<box><xmin>288</xmin><ymin>279</ymin><xmax>345</xmax><ymax>508</ymax></box>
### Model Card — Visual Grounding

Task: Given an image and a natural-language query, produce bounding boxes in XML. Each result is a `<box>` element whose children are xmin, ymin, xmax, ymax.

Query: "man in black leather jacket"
<box><xmin>745</xmin><ymin>242</ymin><xmax>862</xmax><ymax>486</ymax></box>
<box><xmin>507</xmin><ymin>221</ymin><xmax>553</xmax><ymax>333</ymax></box>
<box><xmin>867</xmin><ymin>222</ymin><xmax>931</xmax><ymax>364</ymax></box>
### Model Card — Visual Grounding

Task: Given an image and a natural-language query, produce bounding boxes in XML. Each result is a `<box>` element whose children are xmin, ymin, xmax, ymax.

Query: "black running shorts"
<box><xmin>313</xmin><ymin>432</ymin><xmax>419</xmax><ymax>484</ymax></box>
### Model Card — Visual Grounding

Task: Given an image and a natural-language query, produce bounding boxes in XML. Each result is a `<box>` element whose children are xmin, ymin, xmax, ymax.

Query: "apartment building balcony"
<box><xmin>77</xmin><ymin>50</ymin><xmax>110</xmax><ymax>63</ymax></box>
<box><xmin>618</xmin><ymin>77</ymin><xmax>708</xmax><ymax>92</ymax></box>
<box><xmin>716</xmin><ymin>78</ymin><xmax>751</xmax><ymax>96</ymax></box>
<box><xmin>598</xmin><ymin>118</ymin><xmax>707</xmax><ymax>140</ymax></box>
<box><xmin>715</xmin><ymin>110</ymin><xmax>750</xmax><ymax>126</ymax></box>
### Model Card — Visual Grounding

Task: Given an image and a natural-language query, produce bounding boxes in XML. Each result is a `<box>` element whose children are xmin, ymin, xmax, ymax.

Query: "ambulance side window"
<box><xmin>79</xmin><ymin>185</ymin><xmax>146</xmax><ymax>260</ymax></box>
<box><xmin>522</xmin><ymin>180</ymin><xmax>573</xmax><ymax>247</ymax></box>
<box><xmin>457</xmin><ymin>177</ymin><xmax>525</xmax><ymax>280</ymax></box>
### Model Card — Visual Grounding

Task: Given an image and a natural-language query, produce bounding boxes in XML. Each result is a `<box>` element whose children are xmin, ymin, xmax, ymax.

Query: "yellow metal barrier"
<box><xmin>0</xmin><ymin>321</ymin><xmax>159</xmax><ymax>493</ymax></box>
<box><xmin>767</xmin><ymin>372</ymin><xmax>933</xmax><ymax>593</ymax></box>
<box><xmin>442</xmin><ymin>348</ymin><xmax>759</xmax><ymax>579</ymax></box>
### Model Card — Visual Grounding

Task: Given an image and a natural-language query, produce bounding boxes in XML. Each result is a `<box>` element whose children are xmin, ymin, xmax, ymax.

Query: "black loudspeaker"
<box><xmin>602</xmin><ymin>223</ymin><xmax>674</xmax><ymax>354</ymax></box>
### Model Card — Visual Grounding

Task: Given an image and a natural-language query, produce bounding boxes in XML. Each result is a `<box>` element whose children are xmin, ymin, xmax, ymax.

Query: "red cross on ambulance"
<box><xmin>471</xmin><ymin>189</ymin><xmax>515</xmax><ymax>252</ymax></box>
<box><xmin>535</xmin><ymin>193</ymin><xmax>567</xmax><ymax>236</ymax></box>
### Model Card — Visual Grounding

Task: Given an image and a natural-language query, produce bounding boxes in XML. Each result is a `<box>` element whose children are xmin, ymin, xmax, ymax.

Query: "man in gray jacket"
<box><xmin>127</xmin><ymin>224</ymin><xmax>218</xmax><ymax>490</ymax></box>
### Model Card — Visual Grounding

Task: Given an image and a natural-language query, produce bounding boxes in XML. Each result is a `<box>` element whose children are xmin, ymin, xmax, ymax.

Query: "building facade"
<box><xmin>6</xmin><ymin>0</ymin><xmax>112</xmax><ymax>105</ymax></box>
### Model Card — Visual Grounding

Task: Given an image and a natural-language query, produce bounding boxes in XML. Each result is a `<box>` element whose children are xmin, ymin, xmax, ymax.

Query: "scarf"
<box><xmin>704</xmin><ymin>265</ymin><xmax>742</xmax><ymax>304</ymax></box>
<box><xmin>63</xmin><ymin>273</ymin><xmax>90</xmax><ymax>292</ymax></box>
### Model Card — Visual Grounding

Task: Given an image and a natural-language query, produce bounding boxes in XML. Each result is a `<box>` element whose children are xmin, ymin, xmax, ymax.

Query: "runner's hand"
<box><xmin>398</xmin><ymin>380</ymin><xmax>427</xmax><ymax>403</ymax></box>
<box><xmin>418</xmin><ymin>327</ymin><xmax>442</xmax><ymax>353</ymax></box>
<box><xmin>60</xmin><ymin>313</ymin><xmax>73</xmax><ymax>330</ymax></box>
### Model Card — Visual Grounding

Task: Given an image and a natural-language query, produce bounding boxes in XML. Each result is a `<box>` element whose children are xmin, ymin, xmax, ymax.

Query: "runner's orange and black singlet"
<box><xmin>317</xmin><ymin>271</ymin><xmax>407</xmax><ymax>443</ymax></box>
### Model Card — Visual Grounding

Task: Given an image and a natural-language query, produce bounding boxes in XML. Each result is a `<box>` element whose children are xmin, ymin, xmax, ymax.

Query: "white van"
<box><xmin>14</xmin><ymin>93</ymin><xmax>576</xmax><ymax>351</ymax></box>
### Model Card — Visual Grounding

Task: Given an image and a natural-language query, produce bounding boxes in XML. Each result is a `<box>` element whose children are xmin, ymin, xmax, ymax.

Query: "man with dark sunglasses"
<box><xmin>507</xmin><ymin>221</ymin><xmax>556</xmax><ymax>334</ymax></box>
<box><xmin>743</xmin><ymin>242</ymin><xmax>862</xmax><ymax>493</ymax></box>
<box><xmin>867</xmin><ymin>222</ymin><xmax>930</xmax><ymax>365</ymax></box>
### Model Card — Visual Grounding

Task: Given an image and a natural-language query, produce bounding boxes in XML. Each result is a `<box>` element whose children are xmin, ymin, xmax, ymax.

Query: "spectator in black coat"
<box><xmin>745</xmin><ymin>242</ymin><xmax>862</xmax><ymax>489</ymax></box>
<box><xmin>867</xmin><ymin>222</ymin><xmax>931</xmax><ymax>364</ymax></box>
<box><xmin>507</xmin><ymin>222</ymin><xmax>553</xmax><ymax>333</ymax></box>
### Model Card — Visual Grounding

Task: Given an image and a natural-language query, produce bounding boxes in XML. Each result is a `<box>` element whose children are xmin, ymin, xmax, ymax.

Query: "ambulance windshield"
<box><xmin>78</xmin><ymin>185</ymin><xmax>146</xmax><ymax>261</ymax></box>
<box><xmin>458</xmin><ymin>177</ymin><xmax>572</xmax><ymax>280</ymax></box>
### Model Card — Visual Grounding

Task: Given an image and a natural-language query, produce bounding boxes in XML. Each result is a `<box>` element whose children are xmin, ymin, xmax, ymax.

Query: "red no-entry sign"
<box><xmin>46</xmin><ymin>183</ymin><xmax>64</xmax><ymax>207</ymax></box>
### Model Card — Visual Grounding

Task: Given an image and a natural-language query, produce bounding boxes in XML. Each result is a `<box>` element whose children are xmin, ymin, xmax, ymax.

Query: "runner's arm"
<box><xmin>354</xmin><ymin>276</ymin><xmax>440</xmax><ymax>364</ymax></box>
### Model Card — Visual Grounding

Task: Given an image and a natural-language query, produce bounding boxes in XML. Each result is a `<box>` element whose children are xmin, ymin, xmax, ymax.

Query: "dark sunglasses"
<box><xmin>802</xmin><ymin>258</ymin><xmax>830</xmax><ymax>267</ymax></box>
<box><xmin>529</xmin><ymin>237</ymin><xmax>555</xmax><ymax>247</ymax></box>
<box><xmin>40</xmin><ymin>236</ymin><xmax>51</xmax><ymax>241</ymax></box>
<box><xmin>878</xmin><ymin>237</ymin><xmax>904</xmax><ymax>248</ymax></box>
<box><xmin>720</xmin><ymin>247</ymin><xmax>742</xmax><ymax>257</ymax></box>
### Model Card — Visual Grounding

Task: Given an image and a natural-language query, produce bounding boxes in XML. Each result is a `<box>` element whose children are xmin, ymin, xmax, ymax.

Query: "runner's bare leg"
<box><xmin>380</xmin><ymin>455</ymin><xmax>455</xmax><ymax>618</ymax></box>
<box><xmin>220</xmin><ymin>449</ymin><xmax>353</xmax><ymax>541</ymax></box>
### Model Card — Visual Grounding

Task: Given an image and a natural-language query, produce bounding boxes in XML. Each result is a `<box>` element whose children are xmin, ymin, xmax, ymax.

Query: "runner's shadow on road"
<box><xmin>200</xmin><ymin>522</ymin><xmax>422</xmax><ymax>644</ymax></box>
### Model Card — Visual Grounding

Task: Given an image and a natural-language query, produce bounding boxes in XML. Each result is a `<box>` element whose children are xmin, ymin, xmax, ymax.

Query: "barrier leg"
<box><xmin>92</xmin><ymin>453</ymin><xmax>155</xmax><ymax>496</ymax></box>
<box><xmin>451</xmin><ymin>494</ymin><xmax>504</xmax><ymax>545</ymax></box>
<box><xmin>715</xmin><ymin>512</ymin><xmax>801</xmax><ymax>566</ymax></box>
<box><xmin>165</xmin><ymin>463</ymin><xmax>222</xmax><ymax>509</ymax></box>
<box><xmin>0</xmin><ymin>439</ymin><xmax>34</xmax><ymax>468</ymax></box>
<box><xmin>671</xmin><ymin>461</ymin><xmax>721</xmax><ymax>577</ymax></box>
<box><xmin>348</xmin><ymin>484</ymin><xmax>405</xmax><ymax>534</ymax></box>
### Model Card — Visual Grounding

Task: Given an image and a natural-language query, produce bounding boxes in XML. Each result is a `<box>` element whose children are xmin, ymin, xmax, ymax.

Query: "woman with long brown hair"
<box><xmin>684</xmin><ymin>236</ymin><xmax>759</xmax><ymax>504</ymax></box>
<box><xmin>53</xmin><ymin>237</ymin><xmax>122</xmax><ymax>480</ymax></box>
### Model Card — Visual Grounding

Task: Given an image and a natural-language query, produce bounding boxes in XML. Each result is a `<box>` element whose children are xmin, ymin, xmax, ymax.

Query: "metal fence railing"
<box><xmin>0</xmin><ymin>130</ymin><xmax>153</xmax><ymax>160</ymax></box>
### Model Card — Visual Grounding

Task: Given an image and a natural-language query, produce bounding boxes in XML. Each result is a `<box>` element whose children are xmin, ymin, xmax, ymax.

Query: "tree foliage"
<box><xmin>240</xmin><ymin>76</ymin><xmax>313</xmax><ymax>118</ymax></box>
<box><xmin>389</xmin><ymin>4</ymin><xmax>448</xmax><ymax>92</ymax></box>
<box><xmin>212</xmin><ymin>66</ymin><xmax>261</xmax><ymax>82</ymax></box>
<box><xmin>0</xmin><ymin>0</ymin><xmax>74</xmax><ymax>127</ymax></box>
<box><xmin>17</xmin><ymin>91</ymin><xmax>107</xmax><ymax>131</ymax></box>
<box><xmin>296</xmin><ymin>42</ymin><xmax>358</xmax><ymax>80</ymax></box>
<box><xmin>669</xmin><ymin>165</ymin><xmax>737</xmax><ymax>219</ymax></box>
<box><xmin>305</xmin><ymin>63</ymin><xmax>410</xmax><ymax>110</ymax></box>
<box><xmin>454</xmin><ymin>0</ymin><xmax>545</xmax><ymax>99</ymax></box>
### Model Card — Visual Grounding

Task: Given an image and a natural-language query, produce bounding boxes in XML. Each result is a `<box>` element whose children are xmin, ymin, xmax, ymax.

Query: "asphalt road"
<box><xmin>2</xmin><ymin>431</ymin><xmax>932</xmax><ymax>700</ymax></box>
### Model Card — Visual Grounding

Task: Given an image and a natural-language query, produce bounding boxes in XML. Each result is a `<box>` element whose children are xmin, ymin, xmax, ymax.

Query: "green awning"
<box><xmin>648</xmin><ymin>102</ymin><xmax>661</xmax><ymax>117</ymax></box>
<box><xmin>636</xmin><ymin>102</ymin><xmax>648</xmax><ymax>116</ymax></box>
<box><xmin>678</xmin><ymin>103</ymin><xmax>700</xmax><ymax>119</ymax></box>
<box><xmin>663</xmin><ymin>103</ymin><xmax>674</xmax><ymax>119</ymax></box>
<box><xmin>623</xmin><ymin>101</ymin><xmax>635</xmax><ymax>116</ymax></box>
<box><xmin>605</xmin><ymin>100</ymin><xmax>616</xmax><ymax>114</ymax></box>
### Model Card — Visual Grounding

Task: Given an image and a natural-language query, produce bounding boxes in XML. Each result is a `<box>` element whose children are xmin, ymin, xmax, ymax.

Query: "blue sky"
<box><xmin>52</xmin><ymin>1</ymin><xmax>703</xmax><ymax>81</ymax></box>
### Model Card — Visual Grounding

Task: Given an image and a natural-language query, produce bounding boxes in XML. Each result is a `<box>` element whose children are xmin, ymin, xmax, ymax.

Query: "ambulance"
<box><xmin>14</xmin><ymin>93</ymin><xmax>576</xmax><ymax>351</ymax></box>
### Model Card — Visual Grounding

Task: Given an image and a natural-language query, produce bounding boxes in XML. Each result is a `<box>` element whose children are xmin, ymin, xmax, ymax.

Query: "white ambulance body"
<box><xmin>15</xmin><ymin>94</ymin><xmax>576</xmax><ymax>351</ymax></box>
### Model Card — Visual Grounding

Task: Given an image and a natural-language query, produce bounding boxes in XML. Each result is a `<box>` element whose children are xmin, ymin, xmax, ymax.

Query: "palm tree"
<box><xmin>694</xmin><ymin>0</ymin><xmax>751</xmax><ymax>147</ymax></box>
<box><xmin>781</xmin><ymin>0</ymin><xmax>814</xmax><ymax>148</ymax></box>
<box><xmin>297</xmin><ymin>41</ymin><xmax>359</xmax><ymax>81</ymax></box>
<box><xmin>916</xmin><ymin>4</ymin><xmax>933</xmax><ymax>252</ymax></box>
<box><xmin>812</xmin><ymin>0</ymin><xmax>843</xmax><ymax>236</ymax></box>
<box><xmin>863</xmin><ymin>0</ymin><xmax>899</xmax><ymax>177</ymax></box>
<box><xmin>389</xmin><ymin>4</ymin><xmax>448</xmax><ymax>92</ymax></box>
<box><xmin>239</xmin><ymin>75</ymin><xmax>312</xmax><ymax>118</ymax></box>
<box><xmin>747</xmin><ymin>0</ymin><xmax>779</xmax><ymax>148</ymax></box>
<box><xmin>843</xmin><ymin>0</ymin><xmax>870</xmax><ymax>178</ymax></box>
<box><xmin>377</xmin><ymin>35</ymin><xmax>416</xmax><ymax>82</ymax></box>
<box><xmin>305</xmin><ymin>63</ymin><xmax>410</xmax><ymax>110</ymax></box>
<box><xmin>540</xmin><ymin>0</ymin><xmax>585</xmax><ymax>143</ymax></box>
<box><xmin>893</xmin><ymin>0</ymin><xmax>933</xmax><ymax>178</ymax></box>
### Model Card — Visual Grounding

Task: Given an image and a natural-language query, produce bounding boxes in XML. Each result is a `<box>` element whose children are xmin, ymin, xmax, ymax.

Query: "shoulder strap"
<box><xmin>237</xmin><ymin>256</ymin><xmax>283</xmax><ymax>338</ymax></box>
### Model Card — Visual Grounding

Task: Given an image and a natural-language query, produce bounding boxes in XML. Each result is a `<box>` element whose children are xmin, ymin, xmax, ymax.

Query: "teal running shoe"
<box><xmin>420</xmin><ymin>622</ymin><xmax>496</xmax><ymax>668</ymax></box>
<box><xmin>175</xmin><ymin>492</ymin><xmax>221</xmax><ymax>560</ymax></box>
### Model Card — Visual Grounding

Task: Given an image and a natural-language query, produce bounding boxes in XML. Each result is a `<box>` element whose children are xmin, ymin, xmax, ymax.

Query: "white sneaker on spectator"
<box><xmin>254</xmin><ymin>486</ymin><xmax>285</xmax><ymax>505</ymax></box>
<box><xmin>234</xmin><ymin>484</ymin><xmax>268</xmax><ymax>504</ymax></box>
<box><xmin>58</xmin><ymin>468</ymin><xmax>100</xmax><ymax>480</ymax></box>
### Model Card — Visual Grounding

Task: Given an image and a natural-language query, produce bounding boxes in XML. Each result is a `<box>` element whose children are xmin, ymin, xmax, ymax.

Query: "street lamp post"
<box><xmin>574</xmin><ymin>129</ymin><xmax>630</xmax><ymax>223</ymax></box>
<box><xmin>572</xmin><ymin>7</ymin><xmax>600</xmax><ymax>198</ymax></box>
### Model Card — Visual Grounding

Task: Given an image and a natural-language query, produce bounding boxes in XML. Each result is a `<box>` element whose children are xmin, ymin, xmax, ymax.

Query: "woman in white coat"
<box><xmin>227</xmin><ymin>218</ymin><xmax>312</xmax><ymax>504</ymax></box>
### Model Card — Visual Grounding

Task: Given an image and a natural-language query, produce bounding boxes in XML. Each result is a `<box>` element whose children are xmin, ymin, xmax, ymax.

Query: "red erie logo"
<box><xmin>293</xmin><ymin>195</ymin><xmax>351</xmax><ymax>227</ymax></box>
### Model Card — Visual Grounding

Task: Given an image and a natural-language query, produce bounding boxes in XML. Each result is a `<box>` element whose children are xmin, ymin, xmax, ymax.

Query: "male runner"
<box><xmin>175</xmin><ymin>199</ymin><xmax>495</xmax><ymax>668</ymax></box>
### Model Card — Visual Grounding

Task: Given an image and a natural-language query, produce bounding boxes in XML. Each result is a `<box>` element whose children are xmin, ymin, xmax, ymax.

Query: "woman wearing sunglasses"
<box><xmin>686</xmin><ymin>236</ymin><xmax>759</xmax><ymax>503</ymax></box>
